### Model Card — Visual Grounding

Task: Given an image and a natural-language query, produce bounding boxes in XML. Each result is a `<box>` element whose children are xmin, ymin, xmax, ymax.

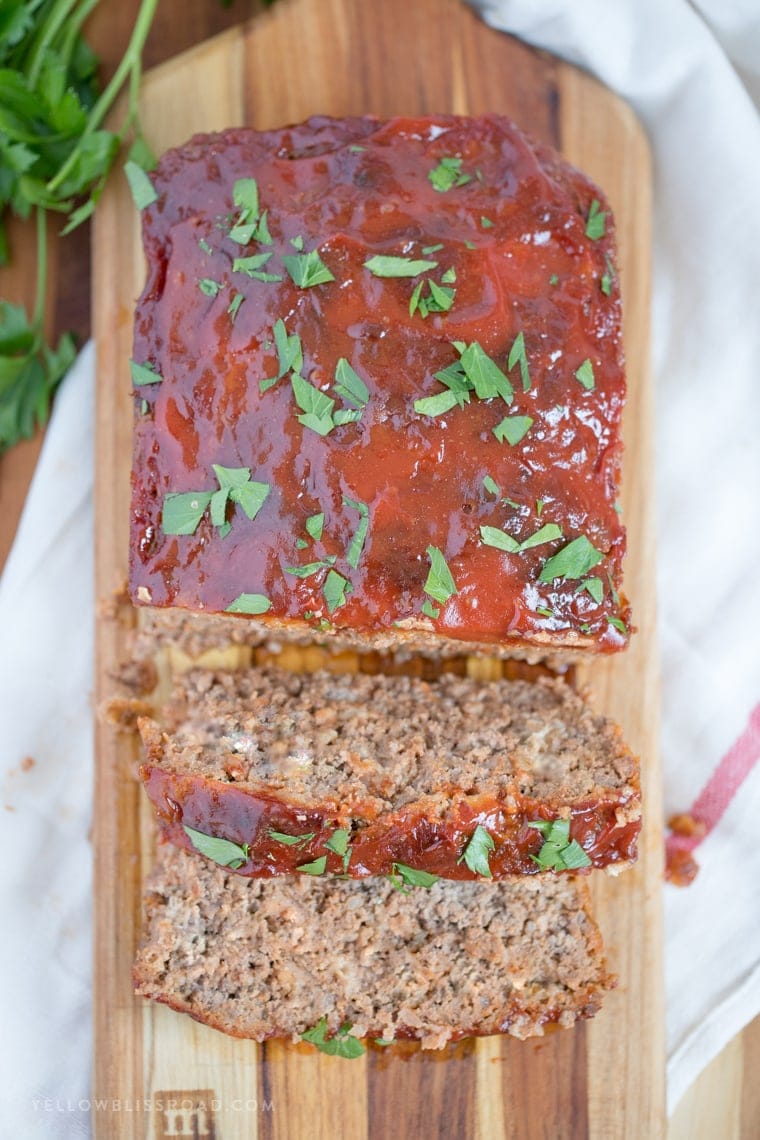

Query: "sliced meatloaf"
<box><xmin>129</xmin><ymin>114</ymin><xmax>630</xmax><ymax>663</ymax></box>
<box><xmin>138</xmin><ymin>666</ymin><xmax>640</xmax><ymax>878</ymax></box>
<box><xmin>133</xmin><ymin>844</ymin><xmax>614</xmax><ymax>1047</ymax></box>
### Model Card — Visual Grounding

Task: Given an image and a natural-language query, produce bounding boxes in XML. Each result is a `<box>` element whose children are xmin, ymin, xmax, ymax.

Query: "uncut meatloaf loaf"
<box><xmin>129</xmin><ymin>113</ymin><xmax>630</xmax><ymax>663</ymax></box>
<box><xmin>138</xmin><ymin>666</ymin><xmax>640</xmax><ymax>878</ymax></box>
<box><xmin>134</xmin><ymin>844</ymin><xmax>613</xmax><ymax>1046</ymax></box>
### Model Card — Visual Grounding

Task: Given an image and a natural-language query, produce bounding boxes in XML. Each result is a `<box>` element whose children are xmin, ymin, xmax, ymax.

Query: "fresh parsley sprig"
<box><xmin>0</xmin><ymin>0</ymin><xmax>160</xmax><ymax>453</ymax></box>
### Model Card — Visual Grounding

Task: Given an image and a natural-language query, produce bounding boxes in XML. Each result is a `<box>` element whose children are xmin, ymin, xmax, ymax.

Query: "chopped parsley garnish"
<box><xmin>528</xmin><ymin>819</ymin><xmax>591</xmax><ymax>871</ymax></box>
<box><xmin>575</xmin><ymin>577</ymin><xmax>604</xmax><ymax>604</ymax></box>
<box><xmin>428</xmin><ymin>156</ymin><xmax>471</xmax><ymax>192</ymax></box>
<box><xmin>324</xmin><ymin>569</ymin><xmax>351</xmax><ymax>613</ymax></box>
<box><xmin>297</xmin><ymin>855</ymin><xmax>328</xmax><ymax>876</ymax></box>
<box><xmin>422</xmin><ymin>243</ymin><xmax>444</xmax><ymax>255</ymax></box>
<box><xmin>124</xmin><ymin>161</ymin><xmax>157</xmax><ymax>209</ymax></box>
<box><xmin>389</xmin><ymin>863</ymin><xmax>440</xmax><ymax>892</ymax></box>
<box><xmin>301</xmin><ymin>1018</ymin><xmax>365</xmax><ymax>1059</ymax></box>
<box><xmin>198</xmin><ymin>278</ymin><xmax>222</xmax><ymax>297</ymax></box>
<box><xmin>608</xmin><ymin>616</ymin><xmax>627</xmax><ymax>634</ymax></box>
<box><xmin>549</xmin><ymin>273</ymin><xmax>559</xmax><ymax>286</ymax></box>
<box><xmin>226</xmin><ymin>593</ymin><xmax>272</xmax><ymax>615</ymax></box>
<box><xmin>424</xmin><ymin>545</ymin><xmax>457</xmax><ymax>605</ymax></box>
<box><xmin>585</xmin><ymin>198</ymin><xmax>607</xmax><ymax>240</ymax></box>
<box><xmin>492</xmin><ymin>414</ymin><xmax>533</xmax><ymax>446</ymax></box>
<box><xmin>600</xmin><ymin>255</ymin><xmax>616</xmax><ymax>297</ymax></box>
<box><xmin>409</xmin><ymin>278</ymin><xmax>456</xmax><ymax>318</ymax></box>
<box><xmin>291</xmin><ymin>374</ymin><xmax>336</xmax><ymax>436</ymax></box>
<box><xmin>482</xmin><ymin>475</ymin><xmax>500</xmax><ymax>497</ymax></box>
<box><xmin>574</xmin><ymin>358</ymin><xmax>595</xmax><ymax>390</ymax></box>
<box><xmin>232</xmin><ymin>252</ymin><xmax>280</xmax><ymax>282</ymax></box>
<box><xmin>282</xmin><ymin>248</ymin><xmax>335</xmax><ymax>288</ymax></box>
<box><xmin>284</xmin><ymin>558</ymin><xmax>335</xmax><ymax>579</ymax></box>
<box><xmin>199</xmin><ymin>238</ymin><xmax>213</xmax><ymax>255</ymax></box>
<box><xmin>183</xmin><ymin>825</ymin><xmax>249</xmax><ymax>870</ymax></box>
<box><xmin>460</xmin><ymin>825</ymin><xmax>495</xmax><ymax>878</ymax></box>
<box><xmin>421</xmin><ymin>599</ymin><xmax>440</xmax><ymax>619</ymax></box>
<box><xmin>325</xmin><ymin>828</ymin><xmax>351</xmax><ymax>872</ymax></box>
<box><xmin>228</xmin><ymin>178</ymin><xmax>272</xmax><ymax>246</ymax></box>
<box><xmin>344</xmin><ymin>497</ymin><xmax>369</xmax><ymax>569</ymax></box>
<box><xmin>480</xmin><ymin>522</ymin><xmax>562</xmax><ymax>554</ymax></box>
<box><xmin>162</xmin><ymin>467</ymin><xmax>269</xmax><ymax>537</ymax></box>
<box><xmin>130</xmin><ymin>360</ymin><xmax>162</xmax><ymax>387</ymax></box>
<box><xmin>265</xmin><ymin>319</ymin><xmax>303</xmax><ymax>386</ymax></box>
<box><xmin>268</xmin><ymin>830</ymin><xmax>315</xmax><ymax>848</ymax></box>
<box><xmin>334</xmin><ymin>359</ymin><xmax>370</xmax><ymax>409</ymax></box>
<box><xmin>507</xmin><ymin>330</ymin><xmax>531</xmax><ymax>391</ymax></box>
<box><xmin>227</xmin><ymin>292</ymin><xmax>244</xmax><ymax>322</ymax></box>
<box><xmin>364</xmin><ymin>255</ymin><xmax>438</xmax><ymax>278</ymax></box>
<box><xmin>290</xmin><ymin>235</ymin><xmax>304</xmax><ymax>250</ymax></box>
<box><xmin>457</xmin><ymin>341</ymin><xmax>513</xmax><ymax>404</ymax></box>
<box><xmin>535</xmin><ymin>606</ymin><xmax>554</xmax><ymax>618</ymax></box>
<box><xmin>441</xmin><ymin>267</ymin><xmax>457</xmax><ymax>284</ymax></box>
<box><xmin>607</xmin><ymin>571</ymin><xmax>620</xmax><ymax>606</ymax></box>
<box><xmin>538</xmin><ymin>535</ymin><xmax>603</xmax><ymax>582</ymax></box>
<box><xmin>305</xmin><ymin>512</ymin><xmax>325</xmax><ymax>541</ymax></box>
<box><xmin>480</xmin><ymin>216</ymin><xmax>494</xmax><ymax>228</ymax></box>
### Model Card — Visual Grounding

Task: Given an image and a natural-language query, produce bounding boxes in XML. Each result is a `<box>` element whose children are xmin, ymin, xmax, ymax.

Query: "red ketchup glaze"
<box><xmin>130</xmin><ymin>115</ymin><xmax>630</xmax><ymax>652</ymax></box>
<box><xmin>143</xmin><ymin>767</ymin><xmax>640</xmax><ymax>878</ymax></box>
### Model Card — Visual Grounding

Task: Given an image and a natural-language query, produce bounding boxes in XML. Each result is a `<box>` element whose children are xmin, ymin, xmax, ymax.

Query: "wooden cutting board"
<box><xmin>92</xmin><ymin>1</ymin><xmax>664</xmax><ymax>1136</ymax></box>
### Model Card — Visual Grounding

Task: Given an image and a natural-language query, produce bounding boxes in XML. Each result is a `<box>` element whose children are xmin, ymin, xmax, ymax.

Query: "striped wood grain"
<box><xmin>93</xmin><ymin>1</ymin><xmax>663</xmax><ymax>1136</ymax></box>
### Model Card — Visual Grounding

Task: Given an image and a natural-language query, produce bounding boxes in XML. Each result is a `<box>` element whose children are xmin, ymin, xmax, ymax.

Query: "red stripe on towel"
<box><xmin>666</xmin><ymin>702</ymin><xmax>760</xmax><ymax>879</ymax></box>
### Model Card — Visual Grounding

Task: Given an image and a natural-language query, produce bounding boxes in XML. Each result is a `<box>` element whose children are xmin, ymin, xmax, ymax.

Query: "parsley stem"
<box><xmin>27</xmin><ymin>0</ymin><xmax>83</xmax><ymax>87</ymax></box>
<box><xmin>58</xmin><ymin>0</ymin><xmax>103</xmax><ymax>75</ymax></box>
<box><xmin>32</xmin><ymin>207</ymin><xmax>48</xmax><ymax>338</ymax></box>
<box><xmin>46</xmin><ymin>0</ymin><xmax>159</xmax><ymax>194</ymax></box>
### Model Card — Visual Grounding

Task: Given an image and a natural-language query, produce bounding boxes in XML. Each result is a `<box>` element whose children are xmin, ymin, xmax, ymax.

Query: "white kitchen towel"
<box><xmin>0</xmin><ymin>342</ymin><xmax>94</xmax><ymax>1137</ymax></box>
<box><xmin>471</xmin><ymin>0</ymin><xmax>760</xmax><ymax>1115</ymax></box>
<box><xmin>2</xmin><ymin>2</ymin><xmax>760</xmax><ymax>1132</ymax></box>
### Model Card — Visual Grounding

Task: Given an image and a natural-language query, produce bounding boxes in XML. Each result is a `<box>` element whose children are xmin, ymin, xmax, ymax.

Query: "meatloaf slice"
<box><xmin>133</xmin><ymin>844</ymin><xmax>613</xmax><ymax>1047</ymax></box>
<box><xmin>129</xmin><ymin>113</ymin><xmax>630</xmax><ymax>663</ymax></box>
<box><xmin>139</xmin><ymin>666</ymin><xmax>640</xmax><ymax>878</ymax></box>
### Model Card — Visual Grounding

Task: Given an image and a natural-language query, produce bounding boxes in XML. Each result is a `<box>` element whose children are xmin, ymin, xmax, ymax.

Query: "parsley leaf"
<box><xmin>282</xmin><ymin>249</ymin><xmax>335</xmax><ymax>287</ymax></box>
<box><xmin>507</xmin><ymin>331</ymin><xmax>531</xmax><ymax>391</ymax></box>
<box><xmin>325</xmin><ymin>828</ymin><xmax>352</xmax><ymax>872</ymax></box>
<box><xmin>227</xmin><ymin>293</ymin><xmax>244</xmax><ymax>322</ymax></box>
<box><xmin>305</xmin><ymin>512</ymin><xmax>325</xmax><ymax>541</ymax></box>
<box><xmin>585</xmin><ymin>199</ymin><xmax>607</xmax><ymax>240</ymax></box>
<box><xmin>458</xmin><ymin>341</ymin><xmax>513</xmax><ymax>404</ymax></box>
<box><xmin>482</xmin><ymin>475</ymin><xmax>500</xmax><ymax>496</ymax></box>
<box><xmin>130</xmin><ymin>359</ymin><xmax>162</xmax><ymax>386</ymax></box>
<box><xmin>183</xmin><ymin>825</ymin><xmax>249</xmax><ymax>870</ymax></box>
<box><xmin>364</xmin><ymin>255</ymin><xmax>438</xmax><ymax>277</ymax></box>
<box><xmin>424</xmin><ymin>545</ymin><xmax>457</xmax><ymax>605</ymax></box>
<box><xmin>576</xmin><ymin>577</ymin><xmax>604</xmax><ymax>604</ymax></box>
<box><xmin>291</xmin><ymin>373</ymin><xmax>336</xmax><ymax>435</ymax></box>
<box><xmin>428</xmin><ymin>156</ymin><xmax>471</xmax><ymax>192</ymax></box>
<box><xmin>301</xmin><ymin>1018</ymin><xmax>366</xmax><ymax>1059</ymax></box>
<box><xmin>492</xmin><ymin>415</ymin><xmax>533</xmax><ymax>445</ymax></box>
<box><xmin>124</xmin><ymin>161</ymin><xmax>157</xmax><ymax>209</ymax></box>
<box><xmin>334</xmin><ymin>359</ymin><xmax>369</xmax><ymax>408</ymax></box>
<box><xmin>284</xmin><ymin>559</ymin><xmax>335</xmax><ymax>579</ymax></box>
<box><xmin>162</xmin><ymin>491</ymin><xmax>213</xmax><ymax>535</ymax></box>
<box><xmin>324</xmin><ymin>568</ymin><xmax>351</xmax><ymax>613</ymax></box>
<box><xmin>528</xmin><ymin>819</ymin><xmax>591</xmax><ymax>871</ymax></box>
<box><xmin>389</xmin><ymin>863</ymin><xmax>440</xmax><ymax>891</ymax></box>
<box><xmin>198</xmin><ymin>278</ymin><xmax>222</xmax><ymax>297</ymax></box>
<box><xmin>461</xmin><ymin>825</ymin><xmax>495</xmax><ymax>878</ymax></box>
<box><xmin>343</xmin><ymin>497</ymin><xmax>369</xmax><ymax>569</ymax></box>
<box><xmin>538</xmin><ymin>535</ymin><xmax>603</xmax><ymax>582</ymax></box>
<box><xmin>574</xmin><ymin>358</ymin><xmax>595</xmax><ymax>390</ymax></box>
<box><xmin>518</xmin><ymin>523</ymin><xmax>563</xmax><ymax>550</ymax></box>
<box><xmin>413</xmin><ymin>390</ymin><xmax>461</xmax><ymax>417</ymax></box>
<box><xmin>226</xmin><ymin>593</ymin><xmax>272</xmax><ymax>614</ymax></box>
<box><xmin>297</xmin><ymin>855</ymin><xmax>328</xmax><ymax>875</ymax></box>
<box><xmin>268</xmin><ymin>830</ymin><xmax>315</xmax><ymax>848</ymax></box>
<box><xmin>232</xmin><ymin>253</ymin><xmax>280</xmax><ymax>282</ymax></box>
<box><xmin>479</xmin><ymin>526</ymin><xmax>520</xmax><ymax>553</ymax></box>
<box><xmin>421</xmin><ymin>599</ymin><xmax>440</xmax><ymax>619</ymax></box>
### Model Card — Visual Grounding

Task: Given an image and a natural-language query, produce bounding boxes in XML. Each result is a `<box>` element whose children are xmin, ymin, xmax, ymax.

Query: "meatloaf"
<box><xmin>129</xmin><ymin>113</ymin><xmax>629</xmax><ymax>662</ymax></box>
<box><xmin>138</xmin><ymin>666</ymin><xmax>640</xmax><ymax>878</ymax></box>
<box><xmin>133</xmin><ymin>843</ymin><xmax>613</xmax><ymax>1047</ymax></box>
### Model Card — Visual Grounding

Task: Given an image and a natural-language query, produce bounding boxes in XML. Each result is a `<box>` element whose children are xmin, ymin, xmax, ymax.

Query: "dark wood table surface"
<box><xmin>0</xmin><ymin>2</ymin><xmax>757</xmax><ymax>1134</ymax></box>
